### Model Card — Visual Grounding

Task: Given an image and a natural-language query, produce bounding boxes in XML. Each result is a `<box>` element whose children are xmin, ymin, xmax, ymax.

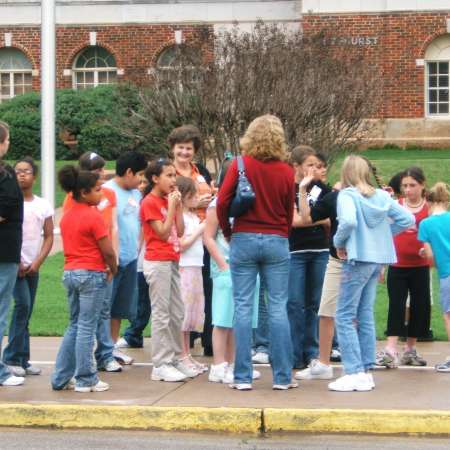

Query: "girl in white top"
<box><xmin>177</xmin><ymin>176</ymin><xmax>206</xmax><ymax>374</ymax></box>
<box><xmin>3</xmin><ymin>157</ymin><xmax>54</xmax><ymax>376</ymax></box>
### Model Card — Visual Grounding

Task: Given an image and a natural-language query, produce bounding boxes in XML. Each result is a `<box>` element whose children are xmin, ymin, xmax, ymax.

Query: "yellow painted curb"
<box><xmin>0</xmin><ymin>404</ymin><xmax>261</xmax><ymax>434</ymax></box>
<box><xmin>264</xmin><ymin>408</ymin><xmax>450</xmax><ymax>435</ymax></box>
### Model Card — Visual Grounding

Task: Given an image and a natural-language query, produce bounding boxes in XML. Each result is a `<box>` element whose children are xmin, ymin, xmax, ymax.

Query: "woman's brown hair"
<box><xmin>0</xmin><ymin>120</ymin><xmax>9</xmax><ymax>144</ymax></box>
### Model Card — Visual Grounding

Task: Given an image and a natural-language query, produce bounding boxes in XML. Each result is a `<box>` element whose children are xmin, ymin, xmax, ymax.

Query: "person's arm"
<box><xmin>150</xmin><ymin>191</ymin><xmax>181</xmax><ymax>241</ymax></box>
<box><xmin>175</xmin><ymin>203</ymin><xmax>185</xmax><ymax>238</ymax></box>
<box><xmin>180</xmin><ymin>220</ymin><xmax>205</xmax><ymax>252</ymax></box>
<box><xmin>111</xmin><ymin>206</ymin><xmax>119</xmax><ymax>263</ymax></box>
<box><xmin>333</xmin><ymin>191</ymin><xmax>357</xmax><ymax>250</ymax></box>
<box><xmin>203</xmin><ymin>207</ymin><xmax>229</xmax><ymax>271</ymax></box>
<box><xmin>387</xmin><ymin>196</ymin><xmax>415</xmax><ymax>235</ymax></box>
<box><xmin>216</xmin><ymin>160</ymin><xmax>238</xmax><ymax>238</ymax></box>
<box><xmin>98</xmin><ymin>236</ymin><xmax>118</xmax><ymax>276</ymax></box>
<box><xmin>26</xmin><ymin>216</ymin><xmax>54</xmax><ymax>275</ymax></box>
<box><xmin>422</xmin><ymin>242</ymin><xmax>435</xmax><ymax>266</ymax></box>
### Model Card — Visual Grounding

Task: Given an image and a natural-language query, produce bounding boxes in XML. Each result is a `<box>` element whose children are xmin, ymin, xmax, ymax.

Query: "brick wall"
<box><xmin>302</xmin><ymin>12</ymin><xmax>450</xmax><ymax>119</ymax></box>
<box><xmin>0</xmin><ymin>24</ymin><xmax>213</xmax><ymax>90</ymax></box>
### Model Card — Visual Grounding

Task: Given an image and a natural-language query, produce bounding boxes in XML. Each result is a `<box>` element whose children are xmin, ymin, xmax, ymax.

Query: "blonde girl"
<box><xmin>329</xmin><ymin>155</ymin><xmax>414</xmax><ymax>392</ymax></box>
<box><xmin>418</xmin><ymin>183</ymin><xmax>450</xmax><ymax>371</ymax></box>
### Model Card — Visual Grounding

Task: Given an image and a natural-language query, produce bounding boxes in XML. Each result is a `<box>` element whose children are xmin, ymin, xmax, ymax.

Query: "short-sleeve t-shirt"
<box><xmin>63</xmin><ymin>186</ymin><xmax>116</xmax><ymax>238</ymax></box>
<box><xmin>140</xmin><ymin>193</ymin><xmax>180</xmax><ymax>262</ymax></box>
<box><xmin>104</xmin><ymin>179</ymin><xmax>141</xmax><ymax>265</ymax></box>
<box><xmin>180</xmin><ymin>211</ymin><xmax>204</xmax><ymax>267</ymax></box>
<box><xmin>418</xmin><ymin>212</ymin><xmax>450</xmax><ymax>279</ymax></box>
<box><xmin>60</xmin><ymin>201</ymin><xmax>108</xmax><ymax>271</ymax></box>
<box><xmin>21</xmin><ymin>195</ymin><xmax>54</xmax><ymax>266</ymax></box>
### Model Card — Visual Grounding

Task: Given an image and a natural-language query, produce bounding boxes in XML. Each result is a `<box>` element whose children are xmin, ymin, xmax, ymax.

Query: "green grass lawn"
<box><xmin>12</xmin><ymin>148</ymin><xmax>450</xmax><ymax>337</ymax></box>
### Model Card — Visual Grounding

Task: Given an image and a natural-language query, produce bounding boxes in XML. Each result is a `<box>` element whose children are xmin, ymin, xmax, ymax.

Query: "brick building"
<box><xmin>1</xmin><ymin>0</ymin><xmax>450</xmax><ymax>145</ymax></box>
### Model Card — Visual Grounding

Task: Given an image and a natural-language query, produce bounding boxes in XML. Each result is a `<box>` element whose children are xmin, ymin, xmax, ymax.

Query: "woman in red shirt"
<box><xmin>51</xmin><ymin>166</ymin><xmax>117</xmax><ymax>392</ymax></box>
<box><xmin>217</xmin><ymin>114</ymin><xmax>296</xmax><ymax>391</ymax></box>
<box><xmin>377</xmin><ymin>167</ymin><xmax>430</xmax><ymax>368</ymax></box>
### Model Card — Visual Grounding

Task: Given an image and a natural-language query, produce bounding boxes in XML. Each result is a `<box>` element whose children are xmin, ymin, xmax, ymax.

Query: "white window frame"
<box><xmin>425</xmin><ymin>60</ymin><xmax>450</xmax><ymax>118</ymax></box>
<box><xmin>0</xmin><ymin>69</ymin><xmax>33</xmax><ymax>103</ymax></box>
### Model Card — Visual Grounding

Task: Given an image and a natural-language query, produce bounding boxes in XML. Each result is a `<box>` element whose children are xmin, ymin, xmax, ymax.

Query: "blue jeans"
<box><xmin>0</xmin><ymin>263</ymin><xmax>19</xmax><ymax>383</ymax></box>
<box><xmin>123</xmin><ymin>272</ymin><xmax>151</xmax><ymax>347</ymax></box>
<box><xmin>336</xmin><ymin>261</ymin><xmax>382</xmax><ymax>375</ymax></box>
<box><xmin>3</xmin><ymin>273</ymin><xmax>39</xmax><ymax>368</ymax></box>
<box><xmin>94</xmin><ymin>280</ymin><xmax>115</xmax><ymax>367</ymax></box>
<box><xmin>51</xmin><ymin>270</ymin><xmax>106</xmax><ymax>389</ymax></box>
<box><xmin>110</xmin><ymin>259</ymin><xmax>138</xmax><ymax>320</ymax></box>
<box><xmin>287</xmin><ymin>251</ymin><xmax>329</xmax><ymax>368</ymax></box>
<box><xmin>230</xmin><ymin>233</ymin><xmax>292</xmax><ymax>385</ymax></box>
<box><xmin>252</xmin><ymin>278</ymin><xmax>269</xmax><ymax>355</ymax></box>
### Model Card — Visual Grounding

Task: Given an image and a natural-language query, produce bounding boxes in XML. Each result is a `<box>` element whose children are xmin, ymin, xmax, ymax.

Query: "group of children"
<box><xmin>1</xmin><ymin>117</ymin><xmax>450</xmax><ymax>393</ymax></box>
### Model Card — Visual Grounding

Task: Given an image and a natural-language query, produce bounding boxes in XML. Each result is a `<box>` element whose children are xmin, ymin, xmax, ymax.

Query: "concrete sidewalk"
<box><xmin>1</xmin><ymin>338</ymin><xmax>450</xmax><ymax>435</ymax></box>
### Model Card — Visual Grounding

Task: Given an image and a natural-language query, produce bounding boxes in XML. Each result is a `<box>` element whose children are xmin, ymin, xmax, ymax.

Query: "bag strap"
<box><xmin>237</xmin><ymin>155</ymin><xmax>245</xmax><ymax>175</ymax></box>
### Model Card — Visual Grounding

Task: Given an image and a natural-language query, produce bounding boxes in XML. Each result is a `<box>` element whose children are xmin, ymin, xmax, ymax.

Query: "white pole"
<box><xmin>41</xmin><ymin>0</ymin><xmax>56</xmax><ymax>208</ymax></box>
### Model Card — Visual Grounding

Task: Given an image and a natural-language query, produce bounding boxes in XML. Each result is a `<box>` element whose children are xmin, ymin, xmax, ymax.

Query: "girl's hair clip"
<box><xmin>90</xmin><ymin>152</ymin><xmax>99</xmax><ymax>160</ymax></box>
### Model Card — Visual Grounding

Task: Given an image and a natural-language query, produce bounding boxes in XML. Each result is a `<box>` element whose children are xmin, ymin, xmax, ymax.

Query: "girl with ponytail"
<box><xmin>418</xmin><ymin>182</ymin><xmax>450</xmax><ymax>372</ymax></box>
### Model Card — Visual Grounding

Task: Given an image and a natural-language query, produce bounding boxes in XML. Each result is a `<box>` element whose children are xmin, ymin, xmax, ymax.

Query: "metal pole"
<box><xmin>41</xmin><ymin>0</ymin><xmax>56</xmax><ymax>208</ymax></box>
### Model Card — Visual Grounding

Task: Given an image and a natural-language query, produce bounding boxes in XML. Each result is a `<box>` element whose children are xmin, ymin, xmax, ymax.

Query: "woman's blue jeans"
<box><xmin>51</xmin><ymin>270</ymin><xmax>106</xmax><ymax>389</ymax></box>
<box><xmin>230</xmin><ymin>233</ymin><xmax>293</xmax><ymax>385</ymax></box>
<box><xmin>336</xmin><ymin>261</ymin><xmax>382</xmax><ymax>375</ymax></box>
<box><xmin>287</xmin><ymin>251</ymin><xmax>329</xmax><ymax>368</ymax></box>
<box><xmin>0</xmin><ymin>262</ymin><xmax>19</xmax><ymax>383</ymax></box>
<box><xmin>3</xmin><ymin>273</ymin><xmax>39</xmax><ymax>368</ymax></box>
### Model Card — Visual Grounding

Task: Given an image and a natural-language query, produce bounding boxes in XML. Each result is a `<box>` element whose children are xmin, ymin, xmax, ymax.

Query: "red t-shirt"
<box><xmin>140</xmin><ymin>193</ymin><xmax>180</xmax><ymax>262</ymax></box>
<box><xmin>63</xmin><ymin>187</ymin><xmax>116</xmax><ymax>238</ymax></box>
<box><xmin>393</xmin><ymin>199</ymin><xmax>429</xmax><ymax>268</ymax></box>
<box><xmin>216</xmin><ymin>156</ymin><xmax>295</xmax><ymax>239</ymax></box>
<box><xmin>60</xmin><ymin>201</ymin><xmax>108</xmax><ymax>271</ymax></box>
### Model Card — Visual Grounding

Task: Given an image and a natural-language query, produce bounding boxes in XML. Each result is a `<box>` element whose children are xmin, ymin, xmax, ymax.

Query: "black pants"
<box><xmin>386</xmin><ymin>266</ymin><xmax>430</xmax><ymax>338</ymax></box>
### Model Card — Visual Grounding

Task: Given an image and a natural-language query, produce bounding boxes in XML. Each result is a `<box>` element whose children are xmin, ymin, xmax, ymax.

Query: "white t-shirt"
<box><xmin>137</xmin><ymin>240</ymin><xmax>145</xmax><ymax>273</ymax></box>
<box><xmin>179</xmin><ymin>212</ymin><xmax>204</xmax><ymax>267</ymax></box>
<box><xmin>21</xmin><ymin>195</ymin><xmax>54</xmax><ymax>266</ymax></box>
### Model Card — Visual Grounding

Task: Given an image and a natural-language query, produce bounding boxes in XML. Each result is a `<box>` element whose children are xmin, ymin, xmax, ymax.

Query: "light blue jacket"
<box><xmin>334</xmin><ymin>187</ymin><xmax>415</xmax><ymax>264</ymax></box>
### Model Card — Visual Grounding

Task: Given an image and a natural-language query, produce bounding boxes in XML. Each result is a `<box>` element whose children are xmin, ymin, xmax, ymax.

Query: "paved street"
<box><xmin>0</xmin><ymin>429</ymin><xmax>448</xmax><ymax>450</ymax></box>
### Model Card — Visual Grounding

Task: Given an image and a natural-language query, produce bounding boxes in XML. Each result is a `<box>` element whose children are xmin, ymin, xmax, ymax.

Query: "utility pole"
<box><xmin>41</xmin><ymin>0</ymin><xmax>56</xmax><ymax>208</ymax></box>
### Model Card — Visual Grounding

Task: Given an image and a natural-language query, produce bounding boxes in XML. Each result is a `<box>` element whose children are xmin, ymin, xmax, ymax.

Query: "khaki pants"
<box><xmin>143</xmin><ymin>260</ymin><xmax>184</xmax><ymax>367</ymax></box>
<box><xmin>318</xmin><ymin>256</ymin><xmax>343</xmax><ymax>318</ymax></box>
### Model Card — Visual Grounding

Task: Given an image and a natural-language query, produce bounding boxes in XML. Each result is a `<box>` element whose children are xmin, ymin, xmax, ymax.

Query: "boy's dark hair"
<box><xmin>316</xmin><ymin>152</ymin><xmax>328</xmax><ymax>166</ymax></box>
<box><xmin>116</xmin><ymin>151</ymin><xmax>147</xmax><ymax>177</ymax></box>
<box><xmin>79</xmin><ymin>151</ymin><xmax>106</xmax><ymax>172</ymax></box>
<box><xmin>143</xmin><ymin>158</ymin><xmax>174</xmax><ymax>197</ymax></box>
<box><xmin>216</xmin><ymin>156</ymin><xmax>234</xmax><ymax>188</ymax></box>
<box><xmin>388</xmin><ymin>171</ymin><xmax>405</xmax><ymax>197</ymax></box>
<box><xmin>167</xmin><ymin>125</ymin><xmax>202</xmax><ymax>152</ymax></box>
<box><xmin>58</xmin><ymin>165</ymin><xmax>99</xmax><ymax>201</ymax></box>
<box><xmin>15</xmin><ymin>156</ymin><xmax>38</xmax><ymax>176</ymax></box>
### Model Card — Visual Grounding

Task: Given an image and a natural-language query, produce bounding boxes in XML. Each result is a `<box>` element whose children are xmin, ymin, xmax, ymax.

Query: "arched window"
<box><xmin>0</xmin><ymin>48</ymin><xmax>32</xmax><ymax>103</ymax></box>
<box><xmin>72</xmin><ymin>46</ymin><xmax>117</xmax><ymax>90</ymax></box>
<box><xmin>155</xmin><ymin>45</ymin><xmax>201</xmax><ymax>84</ymax></box>
<box><xmin>425</xmin><ymin>35</ymin><xmax>450</xmax><ymax>116</ymax></box>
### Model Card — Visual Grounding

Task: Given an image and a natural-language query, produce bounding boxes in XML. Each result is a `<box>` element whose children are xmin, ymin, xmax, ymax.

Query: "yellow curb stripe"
<box><xmin>264</xmin><ymin>408</ymin><xmax>450</xmax><ymax>435</ymax></box>
<box><xmin>0</xmin><ymin>404</ymin><xmax>261</xmax><ymax>434</ymax></box>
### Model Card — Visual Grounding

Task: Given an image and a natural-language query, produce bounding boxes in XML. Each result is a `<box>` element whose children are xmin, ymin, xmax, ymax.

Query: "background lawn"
<box><xmin>13</xmin><ymin>148</ymin><xmax>450</xmax><ymax>338</ymax></box>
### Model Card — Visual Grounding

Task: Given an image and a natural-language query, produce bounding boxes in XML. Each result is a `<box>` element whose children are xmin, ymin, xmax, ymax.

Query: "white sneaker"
<box><xmin>208</xmin><ymin>362</ymin><xmax>228</xmax><ymax>383</ymax></box>
<box><xmin>229</xmin><ymin>383</ymin><xmax>252</xmax><ymax>391</ymax></box>
<box><xmin>7</xmin><ymin>365</ymin><xmax>26</xmax><ymax>377</ymax></box>
<box><xmin>173</xmin><ymin>359</ymin><xmax>199</xmax><ymax>378</ymax></box>
<box><xmin>152</xmin><ymin>364</ymin><xmax>188</xmax><ymax>382</ymax></box>
<box><xmin>100</xmin><ymin>359</ymin><xmax>122</xmax><ymax>372</ymax></box>
<box><xmin>273</xmin><ymin>381</ymin><xmax>299</xmax><ymax>390</ymax></box>
<box><xmin>1</xmin><ymin>375</ymin><xmax>25</xmax><ymax>386</ymax></box>
<box><xmin>328</xmin><ymin>373</ymin><xmax>372</xmax><ymax>392</ymax></box>
<box><xmin>115</xmin><ymin>337</ymin><xmax>130</xmax><ymax>349</ymax></box>
<box><xmin>366</xmin><ymin>372</ymin><xmax>375</xmax><ymax>389</ymax></box>
<box><xmin>74</xmin><ymin>380</ymin><xmax>110</xmax><ymax>393</ymax></box>
<box><xmin>62</xmin><ymin>378</ymin><xmax>76</xmax><ymax>390</ymax></box>
<box><xmin>295</xmin><ymin>359</ymin><xmax>333</xmax><ymax>380</ymax></box>
<box><xmin>113</xmin><ymin>349</ymin><xmax>134</xmax><ymax>365</ymax></box>
<box><xmin>223</xmin><ymin>364</ymin><xmax>261</xmax><ymax>384</ymax></box>
<box><xmin>252</xmin><ymin>352</ymin><xmax>269</xmax><ymax>364</ymax></box>
<box><xmin>25</xmin><ymin>365</ymin><xmax>42</xmax><ymax>376</ymax></box>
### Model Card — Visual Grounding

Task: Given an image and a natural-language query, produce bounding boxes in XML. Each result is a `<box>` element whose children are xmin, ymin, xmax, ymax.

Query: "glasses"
<box><xmin>15</xmin><ymin>168</ymin><xmax>33</xmax><ymax>175</ymax></box>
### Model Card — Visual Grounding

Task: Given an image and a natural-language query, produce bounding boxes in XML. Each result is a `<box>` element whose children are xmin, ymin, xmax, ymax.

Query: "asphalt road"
<box><xmin>0</xmin><ymin>429</ymin><xmax>448</xmax><ymax>450</ymax></box>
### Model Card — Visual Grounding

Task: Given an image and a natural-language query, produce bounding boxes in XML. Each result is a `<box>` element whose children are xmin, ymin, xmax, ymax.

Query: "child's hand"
<box><xmin>168</xmin><ymin>190</ymin><xmax>181</xmax><ymax>209</ymax></box>
<box><xmin>336</xmin><ymin>248</ymin><xmax>347</xmax><ymax>260</ymax></box>
<box><xmin>197</xmin><ymin>193</ymin><xmax>212</xmax><ymax>208</ymax></box>
<box><xmin>418</xmin><ymin>247</ymin><xmax>427</xmax><ymax>258</ymax></box>
<box><xmin>25</xmin><ymin>260</ymin><xmax>41</xmax><ymax>275</ymax></box>
<box><xmin>18</xmin><ymin>263</ymin><xmax>28</xmax><ymax>278</ymax></box>
<box><xmin>299</xmin><ymin>167</ymin><xmax>316</xmax><ymax>191</ymax></box>
<box><xmin>219</xmin><ymin>263</ymin><xmax>229</xmax><ymax>272</ymax></box>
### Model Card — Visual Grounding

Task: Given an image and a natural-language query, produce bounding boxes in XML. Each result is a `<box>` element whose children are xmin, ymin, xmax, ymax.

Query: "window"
<box><xmin>425</xmin><ymin>35</ymin><xmax>450</xmax><ymax>117</ymax></box>
<box><xmin>0</xmin><ymin>48</ymin><xmax>33</xmax><ymax>103</ymax></box>
<box><xmin>155</xmin><ymin>45</ymin><xmax>201</xmax><ymax>85</ymax></box>
<box><xmin>72</xmin><ymin>46</ymin><xmax>117</xmax><ymax>90</ymax></box>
